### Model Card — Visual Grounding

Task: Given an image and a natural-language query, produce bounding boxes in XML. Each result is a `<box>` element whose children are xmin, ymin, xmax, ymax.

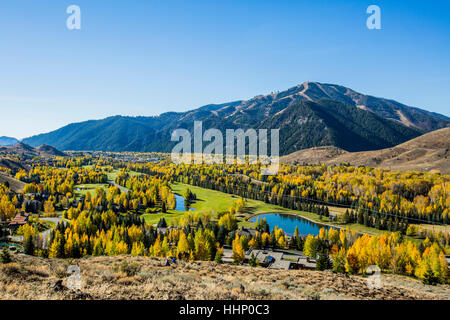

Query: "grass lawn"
<box><xmin>107</xmin><ymin>168</ymin><xmax>143</xmax><ymax>181</ymax></box>
<box><xmin>142</xmin><ymin>181</ymin><xmax>290</xmax><ymax>227</ymax></box>
<box><xmin>141</xmin><ymin>211</ymin><xmax>188</xmax><ymax>226</ymax></box>
<box><xmin>171</xmin><ymin>182</ymin><xmax>292</xmax><ymax>216</ymax></box>
<box><xmin>417</xmin><ymin>223</ymin><xmax>450</xmax><ymax>234</ymax></box>
<box><xmin>168</xmin><ymin>182</ymin><xmax>335</xmax><ymax>229</ymax></box>
<box><xmin>164</xmin><ymin>183</ymin><xmax>429</xmax><ymax>242</ymax></box>
<box><xmin>74</xmin><ymin>183</ymin><xmax>110</xmax><ymax>198</ymax></box>
<box><xmin>40</xmin><ymin>220</ymin><xmax>56</xmax><ymax>230</ymax></box>
<box><xmin>82</xmin><ymin>166</ymin><xmax>142</xmax><ymax>182</ymax></box>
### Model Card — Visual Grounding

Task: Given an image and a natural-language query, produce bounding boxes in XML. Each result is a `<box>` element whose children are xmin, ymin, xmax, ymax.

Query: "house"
<box><xmin>268</xmin><ymin>259</ymin><xmax>296</xmax><ymax>270</ymax></box>
<box><xmin>229</xmin><ymin>227</ymin><xmax>257</xmax><ymax>239</ymax></box>
<box><xmin>8</xmin><ymin>212</ymin><xmax>31</xmax><ymax>232</ymax></box>
<box><xmin>157</xmin><ymin>226</ymin><xmax>179</xmax><ymax>235</ymax></box>
<box><xmin>245</xmin><ymin>249</ymin><xmax>308</xmax><ymax>270</ymax></box>
<box><xmin>297</xmin><ymin>256</ymin><xmax>317</xmax><ymax>270</ymax></box>
<box><xmin>245</xmin><ymin>249</ymin><xmax>289</xmax><ymax>268</ymax></box>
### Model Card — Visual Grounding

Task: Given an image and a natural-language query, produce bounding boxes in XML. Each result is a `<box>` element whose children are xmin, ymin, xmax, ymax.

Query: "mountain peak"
<box><xmin>21</xmin><ymin>82</ymin><xmax>450</xmax><ymax>154</ymax></box>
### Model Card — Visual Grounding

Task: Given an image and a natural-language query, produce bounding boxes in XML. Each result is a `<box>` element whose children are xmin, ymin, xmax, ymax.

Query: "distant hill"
<box><xmin>281</xmin><ymin>127</ymin><xmax>450</xmax><ymax>174</ymax></box>
<box><xmin>0</xmin><ymin>158</ymin><xmax>29</xmax><ymax>171</ymax></box>
<box><xmin>0</xmin><ymin>136</ymin><xmax>19</xmax><ymax>146</ymax></box>
<box><xmin>0</xmin><ymin>142</ymin><xmax>66</xmax><ymax>158</ymax></box>
<box><xmin>0</xmin><ymin>172</ymin><xmax>26</xmax><ymax>193</ymax></box>
<box><xmin>22</xmin><ymin>82</ymin><xmax>450</xmax><ymax>154</ymax></box>
<box><xmin>35</xmin><ymin>144</ymin><xmax>67</xmax><ymax>157</ymax></box>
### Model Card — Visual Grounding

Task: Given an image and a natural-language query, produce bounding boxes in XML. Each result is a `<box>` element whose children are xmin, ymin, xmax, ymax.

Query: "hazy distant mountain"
<box><xmin>0</xmin><ymin>136</ymin><xmax>19</xmax><ymax>146</ymax></box>
<box><xmin>22</xmin><ymin>82</ymin><xmax>449</xmax><ymax>154</ymax></box>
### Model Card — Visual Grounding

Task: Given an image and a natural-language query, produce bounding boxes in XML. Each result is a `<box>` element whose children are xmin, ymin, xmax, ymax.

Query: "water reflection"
<box><xmin>174</xmin><ymin>194</ymin><xmax>196</xmax><ymax>212</ymax></box>
<box><xmin>249</xmin><ymin>213</ymin><xmax>333</xmax><ymax>236</ymax></box>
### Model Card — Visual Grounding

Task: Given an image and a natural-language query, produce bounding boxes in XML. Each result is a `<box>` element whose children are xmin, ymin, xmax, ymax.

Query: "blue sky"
<box><xmin>0</xmin><ymin>0</ymin><xmax>449</xmax><ymax>139</ymax></box>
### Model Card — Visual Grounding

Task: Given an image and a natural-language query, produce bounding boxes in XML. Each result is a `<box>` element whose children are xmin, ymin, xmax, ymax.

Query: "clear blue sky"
<box><xmin>0</xmin><ymin>0</ymin><xmax>449</xmax><ymax>139</ymax></box>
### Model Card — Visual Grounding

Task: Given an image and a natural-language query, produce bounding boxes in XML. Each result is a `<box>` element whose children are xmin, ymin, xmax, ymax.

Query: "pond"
<box><xmin>174</xmin><ymin>194</ymin><xmax>196</xmax><ymax>212</ymax></box>
<box><xmin>249</xmin><ymin>213</ymin><xmax>334</xmax><ymax>237</ymax></box>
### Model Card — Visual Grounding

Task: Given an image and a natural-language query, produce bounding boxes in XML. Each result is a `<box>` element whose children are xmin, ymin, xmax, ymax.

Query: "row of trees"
<box><xmin>123</xmin><ymin>160</ymin><xmax>449</xmax><ymax>229</ymax></box>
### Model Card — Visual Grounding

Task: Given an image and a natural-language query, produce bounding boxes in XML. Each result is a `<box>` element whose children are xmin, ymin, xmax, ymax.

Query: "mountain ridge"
<box><xmin>22</xmin><ymin>82</ymin><xmax>449</xmax><ymax>154</ymax></box>
<box><xmin>0</xmin><ymin>136</ymin><xmax>19</xmax><ymax>146</ymax></box>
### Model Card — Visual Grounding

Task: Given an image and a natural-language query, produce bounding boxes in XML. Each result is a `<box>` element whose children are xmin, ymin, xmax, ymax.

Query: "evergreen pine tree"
<box><xmin>24</xmin><ymin>235</ymin><xmax>35</xmax><ymax>256</ymax></box>
<box><xmin>249</xmin><ymin>253</ymin><xmax>258</xmax><ymax>267</ymax></box>
<box><xmin>316</xmin><ymin>250</ymin><xmax>332</xmax><ymax>271</ymax></box>
<box><xmin>0</xmin><ymin>247</ymin><xmax>12</xmax><ymax>264</ymax></box>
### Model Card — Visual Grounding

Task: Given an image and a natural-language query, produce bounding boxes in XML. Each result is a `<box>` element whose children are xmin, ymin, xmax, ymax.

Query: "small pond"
<box><xmin>249</xmin><ymin>213</ymin><xmax>334</xmax><ymax>236</ymax></box>
<box><xmin>174</xmin><ymin>194</ymin><xmax>196</xmax><ymax>212</ymax></box>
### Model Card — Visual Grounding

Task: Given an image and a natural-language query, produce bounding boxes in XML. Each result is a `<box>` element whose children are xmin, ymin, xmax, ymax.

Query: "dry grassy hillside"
<box><xmin>0</xmin><ymin>254</ymin><xmax>448</xmax><ymax>300</ymax></box>
<box><xmin>0</xmin><ymin>172</ymin><xmax>26</xmax><ymax>193</ymax></box>
<box><xmin>282</xmin><ymin>127</ymin><xmax>450</xmax><ymax>173</ymax></box>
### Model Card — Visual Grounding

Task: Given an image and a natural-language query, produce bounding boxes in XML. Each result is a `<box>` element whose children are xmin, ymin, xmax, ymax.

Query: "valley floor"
<box><xmin>1</xmin><ymin>254</ymin><xmax>449</xmax><ymax>300</ymax></box>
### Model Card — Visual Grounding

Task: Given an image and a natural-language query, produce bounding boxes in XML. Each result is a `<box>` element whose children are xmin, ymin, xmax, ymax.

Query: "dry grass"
<box><xmin>1</xmin><ymin>254</ymin><xmax>449</xmax><ymax>300</ymax></box>
<box><xmin>281</xmin><ymin>127</ymin><xmax>450</xmax><ymax>174</ymax></box>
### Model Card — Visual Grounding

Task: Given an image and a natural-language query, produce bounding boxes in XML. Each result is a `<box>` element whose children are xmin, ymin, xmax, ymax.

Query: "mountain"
<box><xmin>281</xmin><ymin>127</ymin><xmax>450</xmax><ymax>174</ymax></box>
<box><xmin>0</xmin><ymin>136</ymin><xmax>19</xmax><ymax>146</ymax></box>
<box><xmin>22</xmin><ymin>82</ymin><xmax>450</xmax><ymax>154</ymax></box>
<box><xmin>0</xmin><ymin>142</ymin><xmax>67</xmax><ymax>158</ymax></box>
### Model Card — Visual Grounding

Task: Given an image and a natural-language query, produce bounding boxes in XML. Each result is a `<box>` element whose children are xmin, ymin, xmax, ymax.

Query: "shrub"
<box><xmin>0</xmin><ymin>247</ymin><xmax>12</xmax><ymax>264</ymax></box>
<box><xmin>1</xmin><ymin>263</ymin><xmax>21</xmax><ymax>276</ymax></box>
<box><xmin>53</xmin><ymin>266</ymin><xmax>68</xmax><ymax>279</ymax></box>
<box><xmin>116</xmin><ymin>261</ymin><xmax>141</xmax><ymax>276</ymax></box>
<box><xmin>249</xmin><ymin>253</ymin><xmax>259</xmax><ymax>267</ymax></box>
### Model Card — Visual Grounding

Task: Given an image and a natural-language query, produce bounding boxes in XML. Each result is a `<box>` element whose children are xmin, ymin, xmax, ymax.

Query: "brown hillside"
<box><xmin>0</xmin><ymin>158</ymin><xmax>28</xmax><ymax>171</ymax></box>
<box><xmin>0</xmin><ymin>142</ymin><xmax>66</xmax><ymax>158</ymax></box>
<box><xmin>1</xmin><ymin>254</ymin><xmax>448</xmax><ymax>300</ymax></box>
<box><xmin>0</xmin><ymin>172</ymin><xmax>26</xmax><ymax>193</ymax></box>
<box><xmin>281</xmin><ymin>127</ymin><xmax>450</xmax><ymax>173</ymax></box>
<box><xmin>36</xmin><ymin>144</ymin><xmax>67</xmax><ymax>157</ymax></box>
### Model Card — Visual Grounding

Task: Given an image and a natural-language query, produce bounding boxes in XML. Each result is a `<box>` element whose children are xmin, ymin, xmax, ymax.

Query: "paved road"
<box><xmin>107</xmin><ymin>180</ymin><xmax>129</xmax><ymax>194</ymax></box>
<box><xmin>40</xmin><ymin>217</ymin><xmax>67</xmax><ymax>249</ymax></box>
<box><xmin>6</xmin><ymin>217</ymin><xmax>66</xmax><ymax>248</ymax></box>
<box><xmin>7</xmin><ymin>235</ymin><xmax>23</xmax><ymax>242</ymax></box>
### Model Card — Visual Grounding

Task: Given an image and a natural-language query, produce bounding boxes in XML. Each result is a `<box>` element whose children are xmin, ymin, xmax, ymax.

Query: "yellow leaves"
<box><xmin>127</xmin><ymin>225</ymin><xmax>144</xmax><ymax>243</ymax></box>
<box><xmin>277</xmin><ymin>235</ymin><xmax>287</xmax><ymax>249</ymax></box>
<box><xmin>0</xmin><ymin>195</ymin><xmax>16</xmax><ymax>220</ymax></box>
<box><xmin>218</xmin><ymin>213</ymin><xmax>237</xmax><ymax>232</ymax></box>
<box><xmin>303</xmin><ymin>235</ymin><xmax>316</xmax><ymax>258</ymax></box>
<box><xmin>115</xmin><ymin>241</ymin><xmax>128</xmax><ymax>255</ymax></box>
<box><xmin>318</xmin><ymin>227</ymin><xmax>327</xmax><ymax>240</ymax></box>
<box><xmin>17</xmin><ymin>224</ymin><xmax>37</xmax><ymax>238</ymax></box>
<box><xmin>131</xmin><ymin>241</ymin><xmax>145</xmax><ymax>256</ymax></box>
<box><xmin>151</xmin><ymin>236</ymin><xmax>163</xmax><ymax>257</ymax></box>
<box><xmin>328</xmin><ymin>228</ymin><xmax>339</xmax><ymax>244</ymax></box>
<box><xmin>232</xmin><ymin>233</ymin><xmax>245</xmax><ymax>264</ymax></box>
<box><xmin>176</xmin><ymin>232</ymin><xmax>189</xmax><ymax>258</ymax></box>
<box><xmin>43</xmin><ymin>201</ymin><xmax>55</xmax><ymax>214</ymax></box>
<box><xmin>339</xmin><ymin>229</ymin><xmax>348</xmax><ymax>248</ymax></box>
<box><xmin>248</xmin><ymin>238</ymin><xmax>258</xmax><ymax>249</ymax></box>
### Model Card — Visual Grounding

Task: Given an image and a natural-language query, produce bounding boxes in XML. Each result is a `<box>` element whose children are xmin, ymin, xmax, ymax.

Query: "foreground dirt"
<box><xmin>0</xmin><ymin>254</ymin><xmax>449</xmax><ymax>300</ymax></box>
